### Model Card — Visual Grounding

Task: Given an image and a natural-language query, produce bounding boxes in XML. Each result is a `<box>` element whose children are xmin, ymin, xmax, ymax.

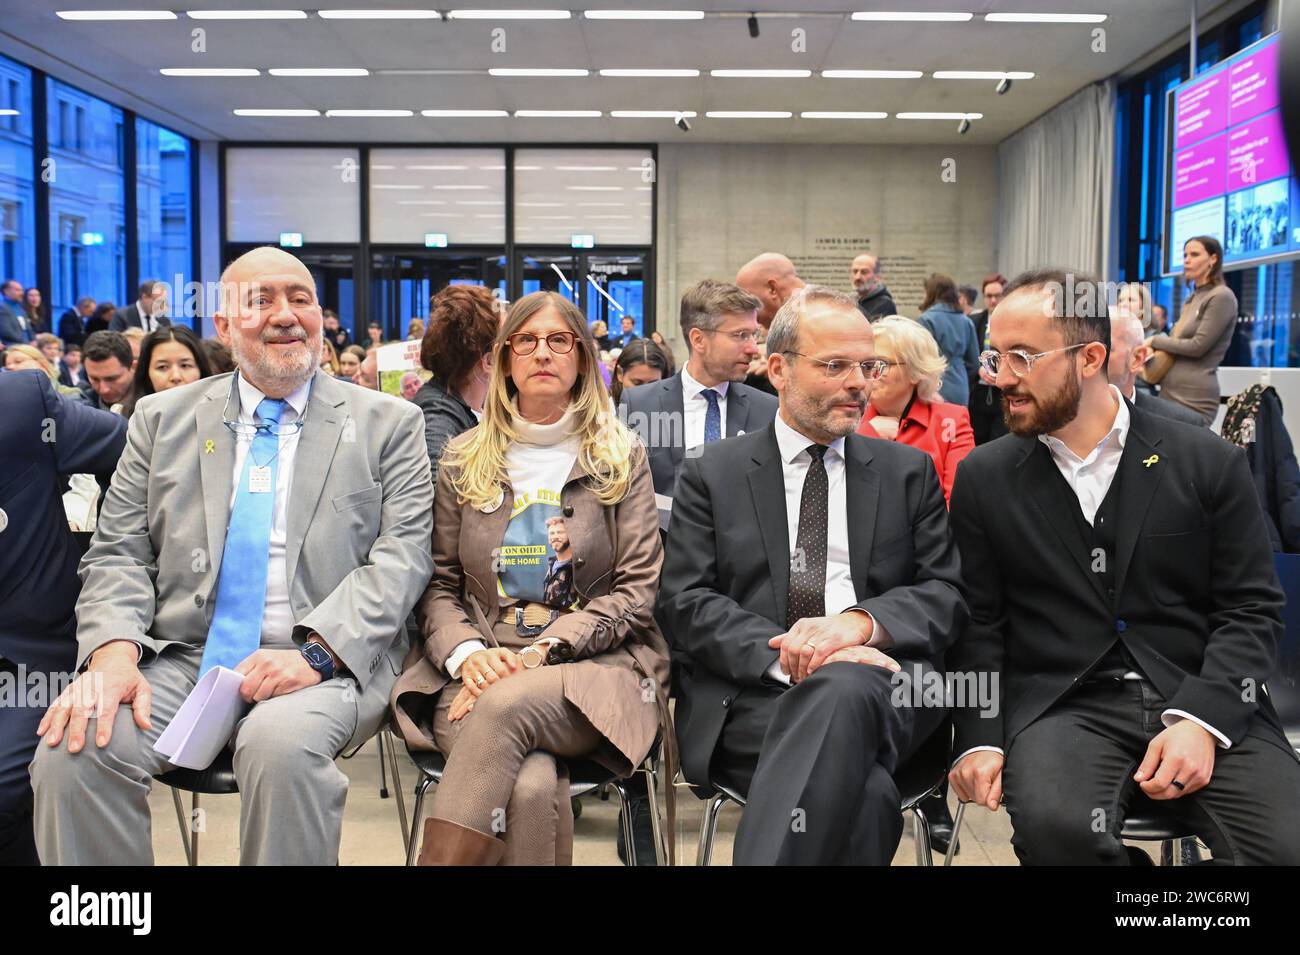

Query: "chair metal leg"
<box><xmin>384</xmin><ymin>730</ymin><xmax>409</xmax><ymax>852</ymax></box>
<box><xmin>377</xmin><ymin>731</ymin><xmax>389</xmax><ymax>799</ymax></box>
<box><xmin>642</xmin><ymin>759</ymin><xmax>667</xmax><ymax>865</ymax></box>
<box><xmin>405</xmin><ymin>777</ymin><xmax>432</xmax><ymax>867</ymax></box>
<box><xmin>190</xmin><ymin>792</ymin><xmax>201</xmax><ymax>867</ymax></box>
<box><xmin>696</xmin><ymin>792</ymin><xmax>727</xmax><ymax>867</ymax></box>
<box><xmin>912</xmin><ymin>808</ymin><xmax>934</xmax><ymax>867</ymax></box>
<box><xmin>170</xmin><ymin>787</ymin><xmax>194</xmax><ymax>867</ymax></box>
<box><xmin>611</xmin><ymin>782</ymin><xmax>637</xmax><ymax>867</ymax></box>
<box><xmin>944</xmin><ymin>800</ymin><xmax>967</xmax><ymax>868</ymax></box>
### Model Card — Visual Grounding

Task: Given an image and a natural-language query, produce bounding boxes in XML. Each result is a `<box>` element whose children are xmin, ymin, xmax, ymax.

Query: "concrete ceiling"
<box><xmin>0</xmin><ymin>0</ymin><xmax>1231</xmax><ymax>145</ymax></box>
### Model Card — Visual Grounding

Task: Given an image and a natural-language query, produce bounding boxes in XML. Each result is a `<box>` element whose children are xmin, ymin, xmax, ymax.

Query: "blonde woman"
<box><xmin>857</xmin><ymin>316</ymin><xmax>974</xmax><ymax>504</ymax></box>
<box><xmin>392</xmin><ymin>290</ymin><xmax>671</xmax><ymax>865</ymax></box>
<box><xmin>320</xmin><ymin>337</ymin><xmax>341</xmax><ymax>377</ymax></box>
<box><xmin>3</xmin><ymin>343</ymin><xmax>83</xmax><ymax>399</ymax></box>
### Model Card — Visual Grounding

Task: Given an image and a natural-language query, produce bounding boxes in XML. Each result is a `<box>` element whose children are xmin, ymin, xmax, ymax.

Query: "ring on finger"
<box><xmin>475</xmin><ymin>674</ymin><xmax>486</xmax><ymax>687</ymax></box>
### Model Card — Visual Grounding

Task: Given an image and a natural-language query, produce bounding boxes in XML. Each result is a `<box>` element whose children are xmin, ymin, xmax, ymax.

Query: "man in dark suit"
<box><xmin>1109</xmin><ymin>310</ymin><xmax>1204</xmax><ymax>427</ymax></box>
<box><xmin>79</xmin><ymin>331</ymin><xmax>136</xmax><ymax>412</ymax></box>
<box><xmin>948</xmin><ymin>268</ymin><xmax>1300</xmax><ymax>865</ymax></box>
<box><xmin>621</xmin><ymin>279</ymin><xmax>778</xmax><ymax>508</ymax></box>
<box><xmin>108</xmin><ymin>280</ymin><xmax>172</xmax><ymax>334</ymax></box>
<box><xmin>659</xmin><ymin>285</ymin><xmax>967</xmax><ymax>865</ymax></box>
<box><xmin>0</xmin><ymin>370</ymin><xmax>126</xmax><ymax>865</ymax></box>
<box><xmin>968</xmin><ymin>273</ymin><xmax>1008</xmax><ymax>445</ymax></box>
<box><xmin>610</xmin><ymin>314</ymin><xmax>638</xmax><ymax>350</ymax></box>
<box><xmin>57</xmin><ymin>297</ymin><xmax>96</xmax><ymax>350</ymax></box>
<box><xmin>0</xmin><ymin>278</ymin><xmax>33</xmax><ymax>349</ymax></box>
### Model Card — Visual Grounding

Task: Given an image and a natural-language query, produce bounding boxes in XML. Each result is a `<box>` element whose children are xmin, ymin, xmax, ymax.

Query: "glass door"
<box><xmin>512</xmin><ymin>249</ymin><xmax>652</xmax><ymax>337</ymax></box>
<box><xmin>371</xmin><ymin>251</ymin><xmax>507</xmax><ymax>340</ymax></box>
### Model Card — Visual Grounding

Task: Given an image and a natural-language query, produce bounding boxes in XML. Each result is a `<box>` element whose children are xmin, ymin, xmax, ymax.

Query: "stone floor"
<box><xmin>144</xmin><ymin>734</ymin><xmax>1056</xmax><ymax>865</ymax></box>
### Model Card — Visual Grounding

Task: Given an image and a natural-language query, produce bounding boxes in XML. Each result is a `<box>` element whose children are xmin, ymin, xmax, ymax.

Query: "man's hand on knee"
<box><xmin>770</xmin><ymin>613</ymin><xmax>883</xmax><ymax>683</ymax></box>
<box><xmin>37</xmin><ymin>640</ymin><xmax>152</xmax><ymax>753</ymax></box>
<box><xmin>949</xmin><ymin>750</ymin><xmax>1004</xmax><ymax>812</ymax></box>
<box><xmin>236</xmin><ymin>649</ymin><xmax>323</xmax><ymax>703</ymax></box>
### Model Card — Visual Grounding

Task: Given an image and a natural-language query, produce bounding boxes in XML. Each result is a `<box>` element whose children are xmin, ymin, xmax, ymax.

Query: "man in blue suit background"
<box><xmin>0</xmin><ymin>370</ymin><xmax>125</xmax><ymax>864</ymax></box>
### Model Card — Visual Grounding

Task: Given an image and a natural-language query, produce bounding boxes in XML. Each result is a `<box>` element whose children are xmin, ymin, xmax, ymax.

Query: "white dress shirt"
<box><xmin>229</xmin><ymin>373</ymin><xmax>313</xmax><ymax>650</ymax></box>
<box><xmin>136</xmin><ymin>299</ymin><xmax>158</xmax><ymax>333</ymax></box>
<box><xmin>681</xmin><ymin>363</ymin><xmax>730</xmax><ymax>451</ymax></box>
<box><xmin>764</xmin><ymin>413</ymin><xmax>890</xmax><ymax>686</ymax></box>
<box><xmin>954</xmin><ymin>386</ymin><xmax>1228</xmax><ymax>768</ymax></box>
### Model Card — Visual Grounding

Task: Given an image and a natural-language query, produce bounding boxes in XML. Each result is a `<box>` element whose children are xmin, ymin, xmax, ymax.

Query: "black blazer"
<box><xmin>108</xmin><ymin>303</ymin><xmax>172</xmax><ymax>333</ymax></box>
<box><xmin>657</xmin><ymin>424</ymin><xmax>968</xmax><ymax>785</ymax></box>
<box><xmin>0</xmin><ymin>372</ymin><xmax>126</xmax><ymax>672</ymax></box>
<box><xmin>948</xmin><ymin>400</ymin><xmax>1287</xmax><ymax>757</ymax></box>
<box><xmin>620</xmin><ymin>371</ymin><xmax>778</xmax><ymax>498</ymax></box>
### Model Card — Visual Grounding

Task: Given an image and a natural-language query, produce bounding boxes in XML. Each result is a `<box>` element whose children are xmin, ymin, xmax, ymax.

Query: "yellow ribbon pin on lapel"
<box><xmin>205</xmin><ymin>439</ymin><xmax>215</xmax><ymax>454</ymax></box>
<box><xmin>1143</xmin><ymin>454</ymin><xmax>1159</xmax><ymax>468</ymax></box>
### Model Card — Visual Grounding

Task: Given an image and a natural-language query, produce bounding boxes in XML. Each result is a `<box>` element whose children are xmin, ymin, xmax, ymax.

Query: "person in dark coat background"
<box><xmin>1222</xmin><ymin>384</ymin><xmax>1300</xmax><ymax>554</ymax></box>
<box><xmin>0</xmin><ymin>371</ymin><xmax>126</xmax><ymax>864</ymax></box>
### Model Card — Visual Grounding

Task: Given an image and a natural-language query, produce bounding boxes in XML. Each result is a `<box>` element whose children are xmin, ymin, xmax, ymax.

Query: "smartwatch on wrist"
<box><xmin>301</xmin><ymin>641</ymin><xmax>337</xmax><ymax>681</ymax></box>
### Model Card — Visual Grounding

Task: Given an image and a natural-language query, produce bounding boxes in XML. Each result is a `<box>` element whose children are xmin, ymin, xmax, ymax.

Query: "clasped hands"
<box><xmin>448</xmin><ymin>646</ymin><xmax>537</xmax><ymax>722</ymax></box>
<box><xmin>768</xmin><ymin>611</ymin><xmax>900</xmax><ymax>684</ymax></box>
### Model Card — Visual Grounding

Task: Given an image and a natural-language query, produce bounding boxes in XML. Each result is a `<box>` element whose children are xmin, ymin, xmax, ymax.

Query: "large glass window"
<box><xmin>136</xmin><ymin>117</ymin><xmax>192</xmax><ymax>317</ymax></box>
<box><xmin>0</xmin><ymin>54</ymin><xmax>35</xmax><ymax>291</ymax></box>
<box><xmin>514</xmin><ymin>148</ymin><xmax>653</xmax><ymax>246</ymax></box>
<box><xmin>369</xmin><ymin>148</ymin><xmax>505</xmax><ymax>246</ymax></box>
<box><xmin>47</xmin><ymin>77</ymin><xmax>125</xmax><ymax>317</ymax></box>
<box><xmin>225</xmin><ymin>147</ymin><xmax>360</xmax><ymax>244</ymax></box>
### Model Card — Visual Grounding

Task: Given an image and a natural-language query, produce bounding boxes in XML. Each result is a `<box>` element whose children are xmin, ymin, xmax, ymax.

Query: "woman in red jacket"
<box><xmin>857</xmin><ymin>316</ymin><xmax>974</xmax><ymax>505</ymax></box>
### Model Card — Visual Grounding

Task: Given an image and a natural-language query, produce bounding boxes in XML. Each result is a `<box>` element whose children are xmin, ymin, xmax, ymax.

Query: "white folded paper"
<box><xmin>153</xmin><ymin>666</ymin><xmax>250</xmax><ymax>770</ymax></box>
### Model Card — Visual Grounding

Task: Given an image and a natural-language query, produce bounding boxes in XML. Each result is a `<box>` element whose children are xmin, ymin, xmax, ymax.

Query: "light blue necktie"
<box><xmin>702</xmin><ymin>388</ymin><xmax>722</xmax><ymax>444</ymax></box>
<box><xmin>199</xmin><ymin>397</ymin><xmax>286</xmax><ymax>677</ymax></box>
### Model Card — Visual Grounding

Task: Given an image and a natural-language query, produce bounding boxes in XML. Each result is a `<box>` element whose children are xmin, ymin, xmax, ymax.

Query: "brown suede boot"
<box><xmin>416</xmin><ymin>818</ymin><xmax>506</xmax><ymax>866</ymax></box>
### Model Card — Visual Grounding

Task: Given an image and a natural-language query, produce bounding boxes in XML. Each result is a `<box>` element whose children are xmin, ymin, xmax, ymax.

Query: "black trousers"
<box><xmin>1003</xmin><ymin>675</ymin><xmax>1300</xmax><ymax>865</ymax></box>
<box><xmin>969</xmin><ymin>384</ymin><xmax>1007</xmax><ymax>446</ymax></box>
<box><xmin>0</xmin><ymin>658</ymin><xmax>44</xmax><ymax>866</ymax></box>
<box><xmin>711</xmin><ymin>660</ymin><xmax>944</xmax><ymax>865</ymax></box>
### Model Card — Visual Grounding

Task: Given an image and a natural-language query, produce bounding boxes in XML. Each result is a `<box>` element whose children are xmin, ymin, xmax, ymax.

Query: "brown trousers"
<box><xmin>429</xmin><ymin>663</ymin><xmax>602</xmax><ymax>865</ymax></box>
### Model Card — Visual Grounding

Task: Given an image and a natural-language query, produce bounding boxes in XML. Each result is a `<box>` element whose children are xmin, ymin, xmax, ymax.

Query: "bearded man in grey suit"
<box><xmin>31</xmin><ymin>247</ymin><xmax>434</xmax><ymax>865</ymax></box>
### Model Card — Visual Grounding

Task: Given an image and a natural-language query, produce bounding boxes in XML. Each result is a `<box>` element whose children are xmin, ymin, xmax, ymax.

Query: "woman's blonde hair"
<box><xmin>4</xmin><ymin>343</ymin><xmax>57</xmax><ymax>382</ymax></box>
<box><xmin>873</xmin><ymin>316</ymin><xmax>948</xmax><ymax>403</ymax></box>
<box><xmin>443</xmin><ymin>291</ymin><xmax>636</xmax><ymax>509</ymax></box>
<box><xmin>320</xmin><ymin>337</ymin><xmax>340</xmax><ymax>375</ymax></box>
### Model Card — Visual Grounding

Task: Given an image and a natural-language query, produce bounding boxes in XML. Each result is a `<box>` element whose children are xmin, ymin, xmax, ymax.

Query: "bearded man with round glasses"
<box><xmin>947</xmin><ymin>267</ymin><xmax>1300</xmax><ymax>865</ymax></box>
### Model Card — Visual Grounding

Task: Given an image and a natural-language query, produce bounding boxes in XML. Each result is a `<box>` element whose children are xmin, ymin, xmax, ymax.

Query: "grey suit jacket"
<box><xmin>619</xmin><ymin>371</ymin><xmax>779</xmax><ymax>498</ymax></box>
<box><xmin>75</xmin><ymin>369</ymin><xmax>434</xmax><ymax>689</ymax></box>
<box><xmin>1134</xmin><ymin>386</ymin><xmax>1206</xmax><ymax>427</ymax></box>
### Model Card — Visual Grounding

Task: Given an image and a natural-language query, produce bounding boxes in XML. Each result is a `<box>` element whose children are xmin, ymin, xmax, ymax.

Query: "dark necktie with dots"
<box><xmin>787</xmin><ymin>444</ymin><xmax>828</xmax><ymax>629</ymax></box>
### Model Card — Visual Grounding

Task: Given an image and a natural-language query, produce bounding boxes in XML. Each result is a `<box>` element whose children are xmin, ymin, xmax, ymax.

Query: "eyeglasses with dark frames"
<box><xmin>507</xmin><ymin>331</ymin><xmax>577</xmax><ymax>357</ymax></box>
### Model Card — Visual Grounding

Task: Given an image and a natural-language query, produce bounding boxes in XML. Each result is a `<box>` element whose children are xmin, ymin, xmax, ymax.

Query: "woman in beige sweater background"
<box><xmin>1147</xmin><ymin>235</ymin><xmax>1238</xmax><ymax>424</ymax></box>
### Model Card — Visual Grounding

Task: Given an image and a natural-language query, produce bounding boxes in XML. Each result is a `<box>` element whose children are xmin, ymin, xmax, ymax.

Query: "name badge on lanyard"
<box><xmin>249</xmin><ymin>465</ymin><xmax>273</xmax><ymax>494</ymax></box>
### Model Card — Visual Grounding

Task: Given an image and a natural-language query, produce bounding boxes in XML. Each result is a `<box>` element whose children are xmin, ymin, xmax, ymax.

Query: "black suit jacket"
<box><xmin>948</xmin><ymin>400</ymin><xmax>1287</xmax><ymax>757</ymax></box>
<box><xmin>620</xmin><ymin>371</ymin><xmax>779</xmax><ymax>498</ymax></box>
<box><xmin>0</xmin><ymin>372</ymin><xmax>126</xmax><ymax>672</ymax></box>
<box><xmin>657</xmin><ymin>424</ymin><xmax>968</xmax><ymax>784</ymax></box>
<box><xmin>108</xmin><ymin>303</ymin><xmax>172</xmax><ymax>333</ymax></box>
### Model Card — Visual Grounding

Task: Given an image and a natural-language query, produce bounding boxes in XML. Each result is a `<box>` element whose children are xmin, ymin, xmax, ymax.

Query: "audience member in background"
<box><xmin>948</xmin><ymin>268</ymin><xmax>1300</xmax><ymax>865</ymax></box>
<box><xmin>319</xmin><ymin>338</ymin><xmax>340</xmax><ymax>377</ymax></box>
<box><xmin>918</xmin><ymin>272</ymin><xmax>980</xmax><ymax>406</ymax></box>
<box><xmin>736</xmin><ymin>253</ymin><xmax>807</xmax><ymax>396</ymax></box>
<box><xmin>123</xmin><ymin>327</ymin><xmax>146</xmax><ymax>363</ymax></box>
<box><xmin>80</xmin><ymin>330</ymin><xmax>136</xmax><ymax>413</ymax></box>
<box><xmin>0</xmin><ymin>370</ymin><xmax>126</xmax><ymax>865</ymax></box>
<box><xmin>57</xmin><ymin>296</ymin><xmax>96</xmax><ymax>349</ymax></box>
<box><xmin>338</xmin><ymin>344</ymin><xmax>365</xmax><ymax>382</ymax></box>
<box><xmin>365</xmin><ymin>322</ymin><xmax>384</xmax><ymax>348</ymax></box>
<box><xmin>413</xmin><ymin>283</ymin><xmax>498</xmax><ymax>482</ymax></box>
<box><xmin>1112</xmin><ymin>282</ymin><xmax>1156</xmax><ymax>397</ymax></box>
<box><xmin>356</xmin><ymin>349</ymin><xmax>379</xmax><ymax>390</ymax></box>
<box><xmin>392</xmin><ymin>291</ymin><xmax>671</xmax><ymax>866</ymax></box>
<box><xmin>201</xmin><ymin>336</ymin><xmax>236</xmax><ymax>375</ymax></box>
<box><xmin>23</xmin><ymin>287</ymin><xmax>49</xmax><ymax>335</ymax></box>
<box><xmin>30</xmin><ymin>245</ymin><xmax>433</xmax><ymax>866</ymax></box>
<box><xmin>3</xmin><ymin>343</ymin><xmax>83</xmax><ymax>399</ymax></box>
<box><xmin>323</xmin><ymin>309</ymin><xmax>352</xmax><ymax>352</ymax></box>
<box><xmin>1150</xmin><ymin>303</ymin><xmax>1169</xmax><ymax>335</ymax></box>
<box><xmin>850</xmin><ymin>253</ymin><xmax>898</xmax><ymax>321</ymax></box>
<box><xmin>621</xmin><ymin>280</ymin><xmax>778</xmax><ymax>502</ymax></box>
<box><xmin>609</xmin><ymin>338</ymin><xmax>671</xmax><ymax>407</ymax></box>
<box><xmin>110</xmin><ymin>280</ymin><xmax>171</xmax><ymax>334</ymax></box>
<box><xmin>648</xmin><ymin>330</ymin><xmax>676</xmax><ymax>373</ymax></box>
<box><xmin>1145</xmin><ymin>236</ymin><xmax>1238</xmax><ymax>425</ymax></box>
<box><xmin>0</xmin><ymin>278</ymin><xmax>33</xmax><ymax>347</ymax></box>
<box><xmin>58</xmin><ymin>343</ymin><xmax>84</xmax><ymax>389</ymax></box>
<box><xmin>121</xmin><ymin>325</ymin><xmax>214</xmax><ymax>418</ymax></box>
<box><xmin>1108</xmin><ymin>312</ymin><xmax>1204</xmax><ymax>427</ymax></box>
<box><xmin>406</xmin><ymin>317</ymin><xmax>425</xmax><ymax>341</ymax></box>
<box><xmin>658</xmin><ymin>286</ymin><xmax>965</xmax><ymax>865</ymax></box>
<box><xmin>400</xmin><ymin>372</ymin><xmax>423</xmax><ymax>401</ymax></box>
<box><xmin>35</xmin><ymin>332</ymin><xmax>62</xmax><ymax>365</ymax></box>
<box><xmin>968</xmin><ymin>273</ymin><xmax>1008</xmax><ymax>445</ymax></box>
<box><xmin>858</xmin><ymin>317</ymin><xmax>974</xmax><ymax>505</ymax></box>
<box><xmin>958</xmin><ymin>285</ymin><xmax>979</xmax><ymax>315</ymax></box>
<box><xmin>590</xmin><ymin>319</ymin><xmax>610</xmax><ymax>351</ymax></box>
<box><xmin>86</xmin><ymin>302</ymin><xmax>115</xmax><ymax>337</ymax></box>
<box><xmin>610</xmin><ymin>314</ymin><xmax>638</xmax><ymax>351</ymax></box>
